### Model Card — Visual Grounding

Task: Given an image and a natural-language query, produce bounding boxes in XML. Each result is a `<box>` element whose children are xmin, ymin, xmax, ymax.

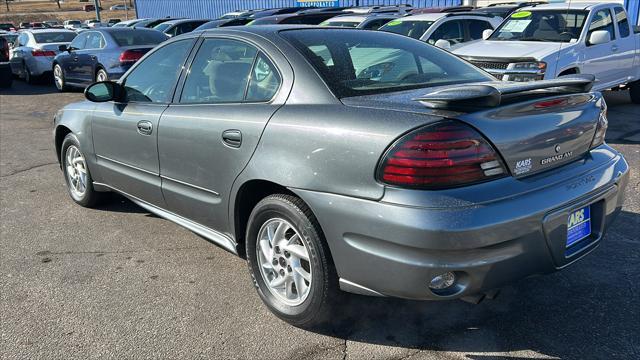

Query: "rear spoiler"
<box><xmin>414</xmin><ymin>74</ymin><xmax>595</xmax><ymax>111</ymax></box>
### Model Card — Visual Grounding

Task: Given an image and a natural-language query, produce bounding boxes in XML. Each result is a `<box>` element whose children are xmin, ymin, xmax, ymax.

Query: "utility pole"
<box><xmin>94</xmin><ymin>0</ymin><xmax>101</xmax><ymax>22</ymax></box>
<box><xmin>124</xmin><ymin>0</ymin><xmax>129</xmax><ymax>20</ymax></box>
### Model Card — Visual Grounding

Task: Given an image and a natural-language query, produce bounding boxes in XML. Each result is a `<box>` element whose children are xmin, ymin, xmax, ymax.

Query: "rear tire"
<box><xmin>246</xmin><ymin>194</ymin><xmax>339</xmax><ymax>328</ymax></box>
<box><xmin>61</xmin><ymin>133</ymin><xmax>103</xmax><ymax>208</ymax></box>
<box><xmin>630</xmin><ymin>81</ymin><xmax>640</xmax><ymax>104</ymax></box>
<box><xmin>53</xmin><ymin>64</ymin><xmax>68</xmax><ymax>91</ymax></box>
<box><xmin>24</xmin><ymin>62</ymin><xmax>36</xmax><ymax>84</ymax></box>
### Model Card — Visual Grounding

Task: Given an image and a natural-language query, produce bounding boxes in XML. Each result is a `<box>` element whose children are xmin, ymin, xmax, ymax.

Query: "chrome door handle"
<box><xmin>611</xmin><ymin>45</ymin><xmax>619</xmax><ymax>52</ymax></box>
<box><xmin>137</xmin><ymin>121</ymin><xmax>153</xmax><ymax>136</ymax></box>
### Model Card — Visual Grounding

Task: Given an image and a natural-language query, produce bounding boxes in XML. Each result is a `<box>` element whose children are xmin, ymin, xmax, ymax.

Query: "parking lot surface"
<box><xmin>1</xmin><ymin>81</ymin><xmax>638</xmax><ymax>359</ymax></box>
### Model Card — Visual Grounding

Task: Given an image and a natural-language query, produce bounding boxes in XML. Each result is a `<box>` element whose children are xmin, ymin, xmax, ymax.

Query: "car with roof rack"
<box><xmin>379</xmin><ymin>12</ymin><xmax>502</xmax><ymax>50</ymax></box>
<box><xmin>320</xmin><ymin>13</ymin><xmax>404</xmax><ymax>30</ymax></box>
<box><xmin>247</xmin><ymin>10</ymin><xmax>349</xmax><ymax>26</ymax></box>
<box><xmin>452</xmin><ymin>2</ymin><xmax>640</xmax><ymax>102</ymax></box>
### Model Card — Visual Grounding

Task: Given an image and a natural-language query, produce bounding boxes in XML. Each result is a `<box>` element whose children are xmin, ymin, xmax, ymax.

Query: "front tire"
<box><xmin>53</xmin><ymin>64</ymin><xmax>68</xmax><ymax>91</ymax></box>
<box><xmin>246</xmin><ymin>194</ymin><xmax>339</xmax><ymax>328</ymax></box>
<box><xmin>61</xmin><ymin>133</ymin><xmax>103</xmax><ymax>207</ymax></box>
<box><xmin>630</xmin><ymin>81</ymin><xmax>640</xmax><ymax>104</ymax></box>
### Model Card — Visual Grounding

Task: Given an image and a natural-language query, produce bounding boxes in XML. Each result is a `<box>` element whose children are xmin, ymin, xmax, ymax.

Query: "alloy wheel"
<box><xmin>65</xmin><ymin>145</ymin><xmax>88</xmax><ymax>198</ymax></box>
<box><xmin>54</xmin><ymin>65</ymin><xmax>63</xmax><ymax>90</ymax></box>
<box><xmin>256</xmin><ymin>218</ymin><xmax>312</xmax><ymax>306</ymax></box>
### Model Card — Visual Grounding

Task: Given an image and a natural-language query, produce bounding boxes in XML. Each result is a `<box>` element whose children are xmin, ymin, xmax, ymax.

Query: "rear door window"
<box><xmin>180</xmin><ymin>39</ymin><xmax>258</xmax><ymax>103</ymax></box>
<box><xmin>614</xmin><ymin>7</ymin><xmax>630</xmax><ymax>38</ymax></box>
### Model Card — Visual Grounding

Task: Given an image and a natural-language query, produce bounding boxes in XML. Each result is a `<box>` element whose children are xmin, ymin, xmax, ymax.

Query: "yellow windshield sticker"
<box><xmin>386</xmin><ymin>20</ymin><xmax>402</xmax><ymax>26</ymax></box>
<box><xmin>511</xmin><ymin>11</ymin><xmax>532</xmax><ymax>19</ymax></box>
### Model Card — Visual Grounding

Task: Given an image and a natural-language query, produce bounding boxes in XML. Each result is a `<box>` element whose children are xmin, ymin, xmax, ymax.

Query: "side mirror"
<box><xmin>84</xmin><ymin>81</ymin><xmax>123</xmax><ymax>103</ymax></box>
<box><xmin>434</xmin><ymin>39</ymin><xmax>451</xmax><ymax>51</ymax></box>
<box><xmin>482</xmin><ymin>29</ymin><xmax>493</xmax><ymax>40</ymax></box>
<box><xmin>58</xmin><ymin>44</ymin><xmax>68</xmax><ymax>52</ymax></box>
<box><xmin>588</xmin><ymin>30</ymin><xmax>610</xmax><ymax>46</ymax></box>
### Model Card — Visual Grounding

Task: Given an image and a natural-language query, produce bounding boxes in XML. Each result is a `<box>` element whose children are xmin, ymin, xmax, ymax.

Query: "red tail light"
<box><xmin>119</xmin><ymin>49</ymin><xmax>144</xmax><ymax>63</ymax></box>
<box><xmin>31</xmin><ymin>49</ymin><xmax>56</xmax><ymax>57</ymax></box>
<box><xmin>377</xmin><ymin>121</ymin><xmax>507</xmax><ymax>189</ymax></box>
<box><xmin>590</xmin><ymin>102</ymin><xmax>608</xmax><ymax>149</ymax></box>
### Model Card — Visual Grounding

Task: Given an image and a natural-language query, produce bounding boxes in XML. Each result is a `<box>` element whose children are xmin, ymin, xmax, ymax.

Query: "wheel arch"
<box><xmin>232</xmin><ymin>179</ymin><xmax>298</xmax><ymax>258</ymax></box>
<box><xmin>558</xmin><ymin>67</ymin><xmax>580</xmax><ymax>77</ymax></box>
<box><xmin>54</xmin><ymin>125</ymin><xmax>73</xmax><ymax>167</ymax></box>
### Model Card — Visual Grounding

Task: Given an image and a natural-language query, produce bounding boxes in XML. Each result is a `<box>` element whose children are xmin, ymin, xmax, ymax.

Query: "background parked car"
<box><xmin>0</xmin><ymin>23</ymin><xmax>16</xmax><ymax>32</ymax></box>
<box><xmin>474</xmin><ymin>1</ymin><xmax>548</xmax><ymax>19</ymax></box>
<box><xmin>133</xmin><ymin>18</ymin><xmax>181</xmax><ymax>29</ymax></box>
<box><xmin>0</xmin><ymin>31</ymin><xmax>18</xmax><ymax>47</ymax></box>
<box><xmin>19</xmin><ymin>22</ymin><xmax>32</xmax><ymax>29</ymax></box>
<box><xmin>43</xmin><ymin>20</ymin><xmax>63</xmax><ymax>28</ymax></box>
<box><xmin>248</xmin><ymin>10</ymin><xmax>349</xmax><ymax>25</ymax></box>
<box><xmin>452</xmin><ymin>2</ymin><xmax>640</xmax><ymax>101</ymax></box>
<box><xmin>379</xmin><ymin>12</ymin><xmax>501</xmax><ymax>50</ymax></box>
<box><xmin>53</xmin><ymin>27</ymin><xmax>167</xmax><ymax>91</ymax></box>
<box><xmin>0</xmin><ymin>36</ymin><xmax>12</xmax><ymax>88</ymax></box>
<box><xmin>112</xmin><ymin>19</ymin><xmax>147</xmax><ymax>28</ymax></box>
<box><xmin>9</xmin><ymin>29</ymin><xmax>76</xmax><ymax>84</ymax></box>
<box><xmin>84</xmin><ymin>19</ymin><xmax>105</xmax><ymax>29</ymax></box>
<box><xmin>320</xmin><ymin>13</ymin><xmax>403</xmax><ymax>30</ymax></box>
<box><xmin>107</xmin><ymin>19</ymin><xmax>122</xmax><ymax>27</ymax></box>
<box><xmin>152</xmin><ymin>19</ymin><xmax>210</xmax><ymax>37</ymax></box>
<box><xmin>194</xmin><ymin>18</ymin><xmax>254</xmax><ymax>31</ymax></box>
<box><xmin>63</xmin><ymin>20</ymin><xmax>82</xmax><ymax>30</ymax></box>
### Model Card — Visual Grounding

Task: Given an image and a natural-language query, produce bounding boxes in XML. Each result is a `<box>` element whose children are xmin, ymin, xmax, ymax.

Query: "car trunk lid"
<box><xmin>341</xmin><ymin>76</ymin><xmax>603</xmax><ymax>178</ymax></box>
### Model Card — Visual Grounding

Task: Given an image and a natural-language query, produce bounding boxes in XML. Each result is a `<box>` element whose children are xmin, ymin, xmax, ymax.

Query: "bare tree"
<box><xmin>55</xmin><ymin>0</ymin><xmax>61</xmax><ymax>9</ymax></box>
<box><xmin>5</xmin><ymin>0</ymin><xmax>9</xmax><ymax>13</ymax></box>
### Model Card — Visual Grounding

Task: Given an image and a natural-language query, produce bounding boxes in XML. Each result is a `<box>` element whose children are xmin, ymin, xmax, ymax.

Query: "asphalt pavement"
<box><xmin>1</xmin><ymin>80</ymin><xmax>638</xmax><ymax>359</ymax></box>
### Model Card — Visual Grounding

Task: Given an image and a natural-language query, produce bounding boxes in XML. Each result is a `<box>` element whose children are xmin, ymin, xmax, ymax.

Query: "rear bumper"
<box><xmin>26</xmin><ymin>56</ymin><xmax>54</xmax><ymax>76</ymax></box>
<box><xmin>293</xmin><ymin>145</ymin><xmax>629</xmax><ymax>300</ymax></box>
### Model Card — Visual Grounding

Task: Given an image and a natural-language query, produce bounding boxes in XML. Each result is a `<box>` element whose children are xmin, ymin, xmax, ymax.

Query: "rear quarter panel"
<box><xmin>236</xmin><ymin>104</ymin><xmax>448</xmax><ymax>201</ymax></box>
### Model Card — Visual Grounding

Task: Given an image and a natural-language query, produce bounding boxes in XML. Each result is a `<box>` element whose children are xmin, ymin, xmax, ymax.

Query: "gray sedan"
<box><xmin>53</xmin><ymin>26</ymin><xmax>629</xmax><ymax>327</ymax></box>
<box><xmin>9</xmin><ymin>29</ymin><xmax>76</xmax><ymax>83</ymax></box>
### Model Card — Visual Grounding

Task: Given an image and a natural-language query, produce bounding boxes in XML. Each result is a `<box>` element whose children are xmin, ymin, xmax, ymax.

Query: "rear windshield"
<box><xmin>67</xmin><ymin>21</ymin><xmax>81</xmax><ymax>25</ymax></box>
<box><xmin>379</xmin><ymin>20</ymin><xmax>434</xmax><ymax>40</ymax></box>
<box><xmin>281</xmin><ymin>29</ymin><xmax>493</xmax><ymax>98</ymax></box>
<box><xmin>112</xmin><ymin>30</ymin><xmax>167</xmax><ymax>46</ymax></box>
<box><xmin>34</xmin><ymin>32</ymin><xmax>77</xmax><ymax>43</ymax></box>
<box><xmin>320</xmin><ymin>21</ymin><xmax>361</xmax><ymax>28</ymax></box>
<box><xmin>490</xmin><ymin>10</ymin><xmax>588</xmax><ymax>42</ymax></box>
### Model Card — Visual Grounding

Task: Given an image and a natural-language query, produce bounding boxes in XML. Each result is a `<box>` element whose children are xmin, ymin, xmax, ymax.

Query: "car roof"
<box><xmin>392</xmin><ymin>13</ymin><xmax>447</xmax><ymax>21</ymax></box>
<box><xmin>520</xmin><ymin>2</ymin><xmax>611</xmax><ymax>11</ymax></box>
<box><xmin>25</xmin><ymin>29</ymin><xmax>75</xmax><ymax>34</ymax></box>
<box><xmin>326</xmin><ymin>13</ymin><xmax>400</xmax><ymax>22</ymax></box>
<box><xmin>156</xmin><ymin>18</ymin><xmax>206</xmax><ymax>26</ymax></box>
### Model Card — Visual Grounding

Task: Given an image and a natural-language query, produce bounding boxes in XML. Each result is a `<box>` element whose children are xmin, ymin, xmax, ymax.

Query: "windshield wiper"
<box><xmin>518</xmin><ymin>37</ymin><xmax>554</xmax><ymax>42</ymax></box>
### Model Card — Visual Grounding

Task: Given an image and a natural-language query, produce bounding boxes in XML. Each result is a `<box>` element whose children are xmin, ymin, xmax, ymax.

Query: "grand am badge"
<box><xmin>541</xmin><ymin>151</ymin><xmax>573</xmax><ymax>165</ymax></box>
<box><xmin>514</xmin><ymin>158</ymin><xmax>532</xmax><ymax>175</ymax></box>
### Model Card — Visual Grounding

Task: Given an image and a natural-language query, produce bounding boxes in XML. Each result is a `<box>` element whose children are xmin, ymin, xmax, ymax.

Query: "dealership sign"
<box><xmin>296</xmin><ymin>0</ymin><xmax>339</xmax><ymax>7</ymax></box>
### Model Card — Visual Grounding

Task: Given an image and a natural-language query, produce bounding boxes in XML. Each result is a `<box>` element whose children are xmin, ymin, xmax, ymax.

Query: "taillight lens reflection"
<box><xmin>378</xmin><ymin>121</ymin><xmax>507</xmax><ymax>189</ymax></box>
